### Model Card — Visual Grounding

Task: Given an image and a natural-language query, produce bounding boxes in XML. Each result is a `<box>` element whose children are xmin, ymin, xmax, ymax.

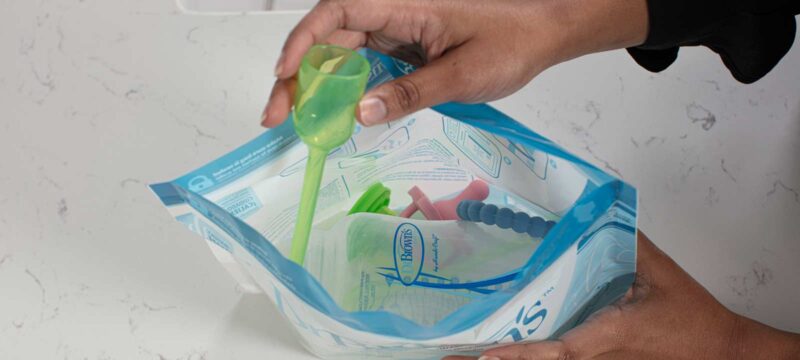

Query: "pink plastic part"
<box><xmin>398</xmin><ymin>203</ymin><xmax>417</xmax><ymax>218</ymax></box>
<box><xmin>400</xmin><ymin>186</ymin><xmax>442</xmax><ymax>220</ymax></box>
<box><xmin>434</xmin><ymin>179</ymin><xmax>490</xmax><ymax>220</ymax></box>
<box><xmin>400</xmin><ymin>180</ymin><xmax>490</xmax><ymax>220</ymax></box>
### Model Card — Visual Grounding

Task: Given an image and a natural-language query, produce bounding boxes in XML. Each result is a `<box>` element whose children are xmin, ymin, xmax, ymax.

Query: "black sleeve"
<box><xmin>627</xmin><ymin>0</ymin><xmax>799</xmax><ymax>83</ymax></box>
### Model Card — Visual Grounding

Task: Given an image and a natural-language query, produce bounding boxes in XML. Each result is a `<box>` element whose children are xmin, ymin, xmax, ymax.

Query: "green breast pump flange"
<box><xmin>289</xmin><ymin>45</ymin><xmax>370</xmax><ymax>265</ymax></box>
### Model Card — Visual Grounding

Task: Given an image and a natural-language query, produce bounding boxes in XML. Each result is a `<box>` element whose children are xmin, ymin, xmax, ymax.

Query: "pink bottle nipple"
<box><xmin>399</xmin><ymin>179</ymin><xmax>489</xmax><ymax>220</ymax></box>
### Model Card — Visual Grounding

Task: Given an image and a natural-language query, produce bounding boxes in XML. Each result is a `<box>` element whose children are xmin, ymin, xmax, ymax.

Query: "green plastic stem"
<box><xmin>289</xmin><ymin>147</ymin><xmax>327</xmax><ymax>265</ymax></box>
<box><xmin>288</xmin><ymin>45</ymin><xmax>369</xmax><ymax>265</ymax></box>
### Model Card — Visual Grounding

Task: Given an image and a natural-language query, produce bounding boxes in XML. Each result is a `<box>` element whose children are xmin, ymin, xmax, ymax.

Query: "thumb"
<box><xmin>357</xmin><ymin>47</ymin><xmax>475</xmax><ymax>126</ymax></box>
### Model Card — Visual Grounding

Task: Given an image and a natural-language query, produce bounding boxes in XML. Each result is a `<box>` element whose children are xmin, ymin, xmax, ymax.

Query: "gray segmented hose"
<box><xmin>456</xmin><ymin>200</ymin><xmax>556</xmax><ymax>238</ymax></box>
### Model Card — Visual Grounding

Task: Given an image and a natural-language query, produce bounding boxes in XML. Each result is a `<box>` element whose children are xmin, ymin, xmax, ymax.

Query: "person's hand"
<box><xmin>443</xmin><ymin>232</ymin><xmax>800</xmax><ymax>360</ymax></box>
<box><xmin>261</xmin><ymin>0</ymin><xmax>649</xmax><ymax>128</ymax></box>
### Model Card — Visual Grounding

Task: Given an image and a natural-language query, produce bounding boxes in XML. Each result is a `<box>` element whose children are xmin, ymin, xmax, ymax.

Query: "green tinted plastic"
<box><xmin>348</xmin><ymin>182</ymin><xmax>396</xmax><ymax>216</ymax></box>
<box><xmin>289</xmin><ymin>45</ymin><xmax>370</xmax><ymax>265</ymax></box>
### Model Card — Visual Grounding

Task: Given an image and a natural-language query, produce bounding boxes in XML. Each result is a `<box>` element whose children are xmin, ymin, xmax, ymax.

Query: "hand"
<box><xmin>444</xmin><ymin>232</ymin><xmax>800</xmax><ymax>360</ymax></box>
<box><xmin>261</xmin><ymin>0</ymin><xmax>649</xmax><ymax>127</ymax></box>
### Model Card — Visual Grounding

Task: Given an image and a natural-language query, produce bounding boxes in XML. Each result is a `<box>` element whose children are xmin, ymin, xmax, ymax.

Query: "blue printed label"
<box><xmin>442</xmin><ymin>118</ymin><xmax>502</xmax><ymax>178</ymax></box>
<box><xmin>393</xmin><ymin>223</ymin><xmax>425</xmax><ymax>285</ymax></box>
<box><xmin>218</xmin><ymin>187</ymin><xmax>262</xmax><ymax>219</ymax></box>
<box><xmin>172</xmin><ymin>120</ymin><xmax>299</xmax><ymax>195</ymax></box>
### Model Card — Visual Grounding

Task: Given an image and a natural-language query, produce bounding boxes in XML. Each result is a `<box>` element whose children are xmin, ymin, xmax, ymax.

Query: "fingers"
<box><xmin>274</xmin><ymin>1</ymin><xmax>344</xmax><ymax>78</ymax></box>
<box><xmin>481</xmin><ymin>341</ymin><xmax>579</xmax><ymax>360</ymax></box>
<box><xmin>478</xmin><ymin>314</ymin><xmax>627</xmax><ymax>360</ymax></box>
<box><xmin>265</xmin><ymin>0</ymin><xmax>396</xmax><ymax>127</ymax></box>
<box><xmin>275</xmin><ymin>0</ymin><xmax>396</xmax><ymax>79</ymax></box>
<box><xmin>357</xmin><ymin>45</ymin><xmax>476</xmax><ymax>125</ymax></box>
<box><xmin>261</xmin><ymin>29</ymin><xmax>361</xmax><ymax>128</ymax></box>
<box><xmin>324</xmin><ymin>29</ymin><xmax>367</xmax><ymax>49</ymax></box>
<box><xmin>261</xmin><ymin>77</ymin><xmax>297</xmax><ymax>127</ymax></box>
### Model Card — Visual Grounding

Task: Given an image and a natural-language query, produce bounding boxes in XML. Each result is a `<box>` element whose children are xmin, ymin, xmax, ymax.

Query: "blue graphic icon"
<box><xmin>188</xmin><ymin>175</ymin><xmax>214</xmax><ymax>192</ymax></box>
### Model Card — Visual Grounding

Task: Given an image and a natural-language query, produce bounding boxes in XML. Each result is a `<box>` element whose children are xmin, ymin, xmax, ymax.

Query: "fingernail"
<box><xmin>359</xmin><ymin>97</ymin><xmax>387</xmax><ymax>125</ymax></box>
<box><xmin>274</xmin><ymin>52</ymin><xmax>285</xmax><ymax>77</ymax></box>
<box><xmin>478</xmin><ymin>356</ymin><xmax>500</xmax><ymax>360</ymax></box>
<box><xmin>260</xmin><ymin>109</ymin><xmax>270</xmax><ymax>127</ymax></box>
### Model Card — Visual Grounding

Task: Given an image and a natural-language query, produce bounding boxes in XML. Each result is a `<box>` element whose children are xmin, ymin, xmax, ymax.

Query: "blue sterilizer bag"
<box><xmin>150</xmin><ymin>49</ymin><xmax>637</xmax><ymax>359</ymax></box>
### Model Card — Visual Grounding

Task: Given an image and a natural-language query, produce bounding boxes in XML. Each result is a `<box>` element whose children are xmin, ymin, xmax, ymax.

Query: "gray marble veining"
<box><xmin>0</xmin><ymin>1</ymin><xmax>798</xmax><ymax>359</ymax></box>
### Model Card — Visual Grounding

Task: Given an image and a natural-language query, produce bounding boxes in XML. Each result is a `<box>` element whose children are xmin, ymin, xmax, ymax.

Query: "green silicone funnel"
<box><xmin>289</xmin><ymin>45</ymin><xmax>370</xmax><ymax>265</ymax></box>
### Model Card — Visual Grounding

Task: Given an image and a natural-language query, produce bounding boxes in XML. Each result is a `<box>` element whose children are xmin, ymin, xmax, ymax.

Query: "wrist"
<box><xmin>542</xmin><ymin>0</ymin><xmax>649</xmax><ymax>63</ymax></box>
<box><xmin>729</xmin><ymin>313</ymin><xmax>800</xmax><ymax>360</ymax></box>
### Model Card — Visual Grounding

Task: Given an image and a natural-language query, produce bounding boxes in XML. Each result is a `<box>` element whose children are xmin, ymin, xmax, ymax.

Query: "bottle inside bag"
<box><xmin>304</xmin><ymin>212</ymin><xmax>544</xmax><ymax>326</ymax></box>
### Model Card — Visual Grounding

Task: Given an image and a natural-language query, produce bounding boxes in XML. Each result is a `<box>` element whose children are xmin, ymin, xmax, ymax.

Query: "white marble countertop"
<box><xmin>1</xmin><ymin>1</ymin><xmax>798</xmax><ymax>359</ymax></box>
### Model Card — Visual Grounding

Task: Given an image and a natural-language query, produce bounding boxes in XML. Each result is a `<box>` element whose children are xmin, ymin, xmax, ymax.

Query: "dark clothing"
<box><xmin>628</xmin><ymin>0</ymin><xmax>799</xmax><ymax>83</ymax></box>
